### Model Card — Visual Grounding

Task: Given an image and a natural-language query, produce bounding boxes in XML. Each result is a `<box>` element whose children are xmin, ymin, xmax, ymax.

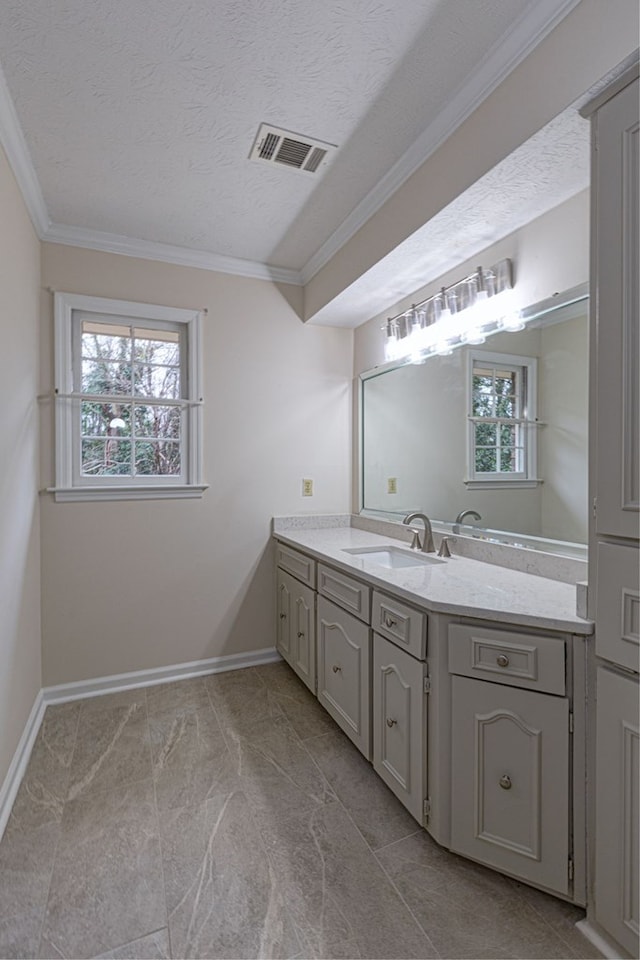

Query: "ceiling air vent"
<box><xmin>249</xmin><ymin>124</ymin><xmax>336</xmax><ymax>175</ymax></box>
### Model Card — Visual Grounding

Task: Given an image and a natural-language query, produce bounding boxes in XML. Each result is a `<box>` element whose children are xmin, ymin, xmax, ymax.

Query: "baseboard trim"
<box><xmin>575</xmin><ymin>919</ymin><xmax>625</xmax><ymax>960</ymax></box>
<box><xmin>42</xmin><ymin>647</ymin><xmax>281</xmax><ymax>705</ymax></box>
<box><xmin>0</xmin><ymin>691</ymin><xmax>46</xmax><ymax>841</ymax></box>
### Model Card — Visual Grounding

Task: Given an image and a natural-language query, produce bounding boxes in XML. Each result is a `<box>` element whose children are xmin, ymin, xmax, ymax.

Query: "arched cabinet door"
<box><xmin>372</xmin><ymin>632</ymin><xmax>428</xmax><ymax>824</ymax></box>
<box><xmin>450</xmin><ymin>676</ymin><xmax>569</xmax><ymax>895</ymax></box>
<box><xmin>277</xmin><ymin>568</ymin><xmax>316</xmax><ymax>694</ymax></box>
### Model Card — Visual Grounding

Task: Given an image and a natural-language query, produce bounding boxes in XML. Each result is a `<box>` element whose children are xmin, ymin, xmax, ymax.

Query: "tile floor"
<box><xmin>0</xmin><ymin>662</ymin><xmax>599</xmax><ymax>960</ymax></box>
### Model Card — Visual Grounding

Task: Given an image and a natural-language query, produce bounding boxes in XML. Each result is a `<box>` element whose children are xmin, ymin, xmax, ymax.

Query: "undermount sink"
<box><xmin>342</xmin><ymin>546</ymin><xmax>445</xmax><ymax>569</ymax></box>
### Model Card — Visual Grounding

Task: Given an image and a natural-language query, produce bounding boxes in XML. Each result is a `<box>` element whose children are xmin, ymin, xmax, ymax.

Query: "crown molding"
<box><xmin>0</xmin><ymin>57</ymin><xmax>50</xmax><ymax>235</ymax></box>
<box><xmin>299</xmin><ymin>0</ymin><xmax>584</xmax><ymax>285</ymax></box>
<box><xmin>43</xmin><ymin>222</ymin><xmax>302</xmax><ymax>285</ymax></box>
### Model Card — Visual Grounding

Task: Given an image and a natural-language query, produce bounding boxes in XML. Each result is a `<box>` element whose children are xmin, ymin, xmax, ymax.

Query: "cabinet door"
<box><xmin>276</xmin><ymin>568</ymin><xmax>294</xmax><ymax>666</ymax></box>
<box><xmin>594</xmin><ymin>77</ymin><xmax>639</xmax><ymax>539</ymax></box>
<box><xmin>595</xmin><ymin>668</ymin><xmax>640</xmax><ymax>957</ymax></box>
<box><xmin>317</xmin><ymin>596</ymin><xmax>371</xmax><ymax>758</ymax></box>
<box><xmin>372</xmin><ymin>633</ymin><xmax>427</xmax><ymax>824</ymax></box>
<box><xmin>451</xmin><ymin>676</ymin><xmax>569</xmax><ymax>895</ymax></box>
<box><xmin>291</xmin><ymin>577</ymin><xmax>316</xmax><ymax>694</ymax></box>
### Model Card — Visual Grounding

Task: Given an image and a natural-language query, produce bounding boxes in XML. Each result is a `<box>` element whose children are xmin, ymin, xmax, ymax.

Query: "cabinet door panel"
<box><xmin>451</xmin><ymin>676</ymin><xmax>569</xmax><ymax>894</ymax></box>
<box><xmin>292</xmin><ymin>582</ymin><xmax>316</xmax><ymax>693</ymax></box>
<box><xmin>595</xmin><ymin>668</ymin><xmax>640</xmax><ymax>957</ymax></box>
<box><xmin>317</xmin><ymin>596</ymin><xmax>371</xmax><ymax>758</ymax></box>
<box><xmin>276</xmin><ymin>569</ymin><xmax>293</xmax><ymax>665</ymax></box>
<box><xmin>373</xmin><ymin>633</ymin><xmax>426</xmax><ymax>824</ymax></box>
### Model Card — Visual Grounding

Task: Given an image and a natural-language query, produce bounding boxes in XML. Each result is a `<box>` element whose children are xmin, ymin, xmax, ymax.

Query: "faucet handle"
<box><xmin>438</xmin><ymin>537</ymin><xmax>452</xmax><ymax>558</ymax></box>
<box><xmin>409</xmin><ymin>528</ymin><xmax>423</xmax><ymax>551</ymax></box>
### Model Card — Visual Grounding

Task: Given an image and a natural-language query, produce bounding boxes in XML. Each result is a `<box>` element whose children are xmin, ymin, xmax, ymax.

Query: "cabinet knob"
<box><xmin>384</xmin><ymin>615</ymin><xmax>397</xmax><ymax>628</ymax></box>
<box><xmin>496</xmin><ymin>654</ymin><xmax>510</xmax><ymax>668</ymax></box>
<box><xmin>332</xmin><ymin>664</ymin><xmax>341</xmax><ymax>673</ymax></box>
<box><xmin>279</xmin><ymin>613</ymin><xmax>287</xmax><ymax>620</ymax></box>
<box><xmin>386</xmin><ymin>717</ymin><xmax>397</xmax><ymax>727</ymax></box>
<box><xmin>297</xmin><ymin>630</ymin><xmax>304</xmax><ymax>638</ymax></box>
<box><xmin>499</xmin><ymin>774</ymin><xmax>512</xmax><ymax>790</ymax></box>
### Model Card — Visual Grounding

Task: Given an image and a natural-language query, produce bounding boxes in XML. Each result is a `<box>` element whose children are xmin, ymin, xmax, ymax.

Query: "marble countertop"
<box><xmin>273</xmin><ymin>525</ymin><xmax>593</xmax><ymax>635</ymax></box>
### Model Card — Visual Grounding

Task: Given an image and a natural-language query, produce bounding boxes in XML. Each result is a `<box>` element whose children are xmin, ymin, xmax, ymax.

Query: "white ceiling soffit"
<box><xmin>307</xmin><ymin>106</ymin><xmax>590</xmax><ymax>328</ymax></box>
<box><xmin>0</xmin><ymin>0</ymin><xmax>582</xmax><ymax>286</ymax></box>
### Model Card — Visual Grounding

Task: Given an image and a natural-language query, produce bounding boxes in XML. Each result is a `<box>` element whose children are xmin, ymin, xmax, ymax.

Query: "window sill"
<box><xmin>463</xmin><ymin>478</ymin><xmax>543</xmax><ymax>490</ymax></box>
<box><xmin>44</xmin><ymin>484</ymin><xmax>209</xmax><ymax>503</ymax></box>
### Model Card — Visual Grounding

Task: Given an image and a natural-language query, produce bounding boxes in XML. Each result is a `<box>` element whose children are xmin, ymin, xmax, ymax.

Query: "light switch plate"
<box><xmin>387</xmin><ymin>477</ymin><xmax>397</xmax><ymax>494</ymax></box>
<box><xmin>302</xmin><ymin>478</ymin><xmax>313</xmax><ymax>496</ymax></box>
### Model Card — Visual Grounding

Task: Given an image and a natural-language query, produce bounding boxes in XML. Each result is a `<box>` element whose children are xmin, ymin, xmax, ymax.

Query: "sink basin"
<box><xmin>342</xmin><ymin>546</ymin><xmax>445</xmax><ymax>568</ymax></box>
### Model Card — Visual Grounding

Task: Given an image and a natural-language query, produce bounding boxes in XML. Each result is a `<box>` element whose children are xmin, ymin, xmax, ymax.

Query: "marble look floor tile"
<box><xmin>146</xmin><ymin>677</ymin><xmax>213</xmax><ymax>718</ymax></box>
<box><xmin>259</xmin><ymin>802</ymin><xmax>438</xmax><ymax>960</ymax></box>
<box><xmin>149</xmin><ymin>704</ymin><xmax>238</xmax><ymax>813</ymax></box>
<box><xmin>78</xmin><ymin>689</ymin><xmax>147</xmax><ymax>715</ymax></box>
<box><xmin>225</xmin><ymin>715</ymin><xmax>336</xmax><ymax>825</ymax></box>
<box><xmin>376</xmin><ymin>830</ymin><xmax>578</xmax><ymax>959</ymax></box>
<box><xmin>161</xmin><ymin>790</ymin><xmax>300</xmax><ymax>959</ymax></box>
<box><xmin>67</xmin><ymin>700</ymin><xmax>151</xmax><ymax>801</ymax></box>
<box><xmin>10</xmin><ymin>702</ymin><xmax>80</xmax><ymax>829</ymax></box>
<box><xmin>40</xmin><ymin>778</ymin><xmax>166</xmax><ymax>960</ymax></box>
<box><xmin>206</xmin><ymin>668</ymin><xmax>284</xmax><ymax>739</ymax></box>
<box><xmin>0</xmin><ymin>816</ymin><xmax>60</xmax><ymax>922</ymax></box>
<box><xmin>304</xmin><ymin>727</ymin><xmax>419</xmax><ymax>850</ymax></box>
<box><xmin>511</xmin><ymin>881</ymin><xmax>601</xmax><ymax>959</ymax></box>
<box><xmin>0</xmin><ymin>911</ymin><xmax>44</xmax><ymax>960</ymax></box>
<box><xmin>93</xmin><ymin>927</ymin><xmax>171</xmax><ymax>959</ymax></box>
<box><xmin>255</xmin><ymin>663</ymin><xmax>336</xmax><ymax>741</ymax></box>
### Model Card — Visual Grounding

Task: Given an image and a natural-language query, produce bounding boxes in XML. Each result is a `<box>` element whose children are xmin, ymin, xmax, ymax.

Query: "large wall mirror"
<box><xmin>360</xmin><ymin>287</ymin><xmax>588</xmax><ymax>556</ymax></box>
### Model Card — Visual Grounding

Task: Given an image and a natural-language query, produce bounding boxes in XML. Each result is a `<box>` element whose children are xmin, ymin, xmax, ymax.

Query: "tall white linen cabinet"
<box><xmin>582</xmin><ymin>59</ymin><xmax>640</xmax><ymax>959</ymax></box>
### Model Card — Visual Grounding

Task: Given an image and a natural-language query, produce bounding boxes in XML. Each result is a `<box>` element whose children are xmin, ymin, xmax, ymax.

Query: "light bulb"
<box><xmin>501</xmin><ymin>311</ymin><xmax>525</xmax><ymax>332</ymax></box>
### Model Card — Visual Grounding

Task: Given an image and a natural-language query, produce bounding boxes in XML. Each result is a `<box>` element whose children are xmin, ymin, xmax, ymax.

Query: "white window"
<box><xmin>466</xmin><ymin>350</ymin><xmax>540</xmax><ymax>489</ymax></box>
<box><xmin>52</xmin><ymin>293</ymin><xmax>206</xmax><ymax>501</ymax></box>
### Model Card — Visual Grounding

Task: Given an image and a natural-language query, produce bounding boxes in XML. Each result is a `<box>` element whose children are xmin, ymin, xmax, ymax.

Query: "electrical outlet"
<box><xmin>387</xmin><ymin>477</ymin><xmax>397</xmax><ymax>494</ymax></box>
<box><xmin>302</xmin><ymin>478</ymin><xmax>313</xmax><ymax>497</ymax></box>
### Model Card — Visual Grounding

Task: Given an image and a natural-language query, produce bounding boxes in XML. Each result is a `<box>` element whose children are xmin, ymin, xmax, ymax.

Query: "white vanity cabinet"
<box><xmin>448</xmin><ymin>623</ymin><xmax>572</xmax><ymax>896</ymax></box>
<box><xmin>276</xmin><ymin>545</ymin><xmax>316</xmax><ymax>694</ymax></box>
<box><xmin>373</xmin><ymin>631</ymin><xmax>428</xmax><ymax>823</ymax></box>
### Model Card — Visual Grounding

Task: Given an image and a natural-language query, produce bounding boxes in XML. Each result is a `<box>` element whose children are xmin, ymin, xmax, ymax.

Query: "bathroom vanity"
<box><xmin>273</xmin><ymin>521</ymin><xmax>592</xmax><ymax>906</ymax></box>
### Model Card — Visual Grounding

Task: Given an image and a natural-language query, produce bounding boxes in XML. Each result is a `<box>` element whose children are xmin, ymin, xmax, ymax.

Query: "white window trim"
<box><xmin>465</xmin><ymin>349</ymin><xmax>542</xmax><ymax>489</ymax></box>
<box><xmin>51</xmin><ymin>292</ymin><xmax>207</xmax><ymax>502</ymax></box>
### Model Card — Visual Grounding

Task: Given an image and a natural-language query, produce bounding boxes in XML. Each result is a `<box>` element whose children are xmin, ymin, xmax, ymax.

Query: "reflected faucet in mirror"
<box><xmin>403</xmin><ymin>512</ymin><xmax>435</xmax><ymax>553</ymax></box>
<box><xmin>453</xmin><ymin>509</ymin><xmax>482</xmax><ymax>534</ymax></box>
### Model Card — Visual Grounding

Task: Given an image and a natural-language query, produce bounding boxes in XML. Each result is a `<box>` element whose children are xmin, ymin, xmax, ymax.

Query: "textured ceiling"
<box><xmin>0</xmin><ymin>0</ymin><xmax>539</xmax><ymax>270</ymax></box>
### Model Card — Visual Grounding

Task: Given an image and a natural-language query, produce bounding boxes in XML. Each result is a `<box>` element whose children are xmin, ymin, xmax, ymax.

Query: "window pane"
<box><xmin>475</xmin><ymin>448</ymin><xmax>497</xmax><ymax>472</ymax></box>
<box><xmin>500</xmin><ymin>424</ymin><xmax>517</xmax><ymax>446</ymax></box>
<box><xmin>133</xmin><ymin>364</ymin><xmax>180</xmax><ymax>399</ymax></box>
<box><xmin>81</xmin><ymin>402</ymin><xmax>131</xmax><ymax>437</ymax></box>
<box><xmin>134</xmin><ymin>404</ymin><xmax>181</xmax><ymax>439</ymax></box>
<box><xmin>133</xmin><ymin>328</ymin><xmax>180</xmax><ymax>366</ymax></box>
<box><xmin>81</xmin><ymin>326</ymin><xmax>131</xmax><ymax>362</ymax></box>
<box><xmin>81</xmin><ymin>439</ymin><xmax>132</xmax><ymax>476</ymax></box>
<box><xmin>475</xmin><ymin>422</ymin><xmax>496</xmax><ymax>445</ymax></box>
<box><xmin>134</xmin><ymin>440</ymin><xmax>181</xmax><ymax>476</ymax></box>
<box><xmin>81</xmin><ymin>359</ymin><xmax>132</xmax><ymax>395</ymax></box>
<box><xmin>495</xmin><ymin>371</ymin><xmax>517</xmax><ymax>396</ymax></box>
<box><xmin>499</xmin><ymin>448</ymin><xmax>517</xmax><ymax>472</ymax></box>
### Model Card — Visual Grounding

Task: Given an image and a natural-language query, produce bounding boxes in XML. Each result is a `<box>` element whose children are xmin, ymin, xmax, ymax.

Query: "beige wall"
<box><xmin>40</xmin><ymin>245</ymin><xmax>353</xmax><ymax>685</ymax></box>
<box><xmin>306</xmin><ymin>0</ymin><xmax>638</xmax><ymax>321</ymax></box>
<box><xmin>0</xmin><ymin>145</ymin><xmax>42</xmax><ymax>786</ymax></box>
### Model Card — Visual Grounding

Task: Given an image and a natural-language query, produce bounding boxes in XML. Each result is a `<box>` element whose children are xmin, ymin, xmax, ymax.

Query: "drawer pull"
<box><xmin>297</xmin><ymin>630</ymin><xmax>305</xmax><ymax>638</ymax></box>
<box><xmin>496</xmin><ymin>654</ymin><xmax>510</xmax><ymax>668</ymax></box>
<box><xmin>332</xmin><ymin>664</ymin><xmax>341</xmax><ymax>673</ymax></box>
<box><xmin>499</xmin><ymin>774</ymin><xmax>512</xmax><ymax>790</ymax></box>
<box><xmin>383</xmin><ymin>614</ymin><xmax>397</xmax><ymax>628</ymax></box>
<box><xmin>279</xmin><ymin>613</ymin><xmax>287</xmax><ymax>620</ymax></box>
<box><xmin>386</xmin><ymin>717</ymin><xmax>397</xmax><ymax>727</ymax></box>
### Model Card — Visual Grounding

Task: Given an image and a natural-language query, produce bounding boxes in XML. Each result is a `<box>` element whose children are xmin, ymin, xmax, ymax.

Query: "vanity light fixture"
<box><xmin>383</xmin><ymin>258</ymin><xmax>522</xmax><ymax>363</ymax></box>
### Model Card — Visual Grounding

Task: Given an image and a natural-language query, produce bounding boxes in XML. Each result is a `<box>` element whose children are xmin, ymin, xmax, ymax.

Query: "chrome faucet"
<box><xmin>403</xmin><ymin>512</ymin><xmax>435</xmax><ymax>553</ymax></box>
<box><xmin>453</xmin><ymin>509</ymin><xmax>481</xmax><ymax>534</ymax></box>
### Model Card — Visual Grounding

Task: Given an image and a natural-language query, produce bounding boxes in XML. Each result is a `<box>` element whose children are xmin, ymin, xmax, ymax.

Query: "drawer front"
<box><xmin>276</xmin><ymin>543</ymin><xmax>316</xmax><ymax>588</ymax></box>
<box><xmin>372</xmin><ymin>591</ymin><xmax>427</xmax><ymax>660</ymax></box>
<box><xmin>318</xmin><ymin>564</ymin><xmax>370</xmax><ymax>623</ymax></box>
<box><xmin>448</xmin><ymin>624</ymin><xmax>566</xmax><ymax>696</ymax></box>
<box><xmin>317</xmin><ymin>596</ymin><xmax>371</xmax><ymax>758</ymax></box>
<box><xmin>595</xmin><ymin>541</ymin><xmax>640</xmax><ymax>673</ymax></box>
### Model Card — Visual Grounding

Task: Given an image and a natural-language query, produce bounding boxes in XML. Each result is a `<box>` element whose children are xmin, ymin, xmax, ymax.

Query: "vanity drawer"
<box><xmin>595</xmin><ymin>541</ymin><xmax>640</xmax><ymax>672</ymax></box>
<box><xmin>448</xmin><ymin>624</ymin><xmax>565</xmax><ymax>695</ymax></box>
<box><xmin>276</xmin><ymin>543</ymin><xmax>316</xmax><ymax>588</ymax></box>
<box><xmin>372</xmin><ymin>591</ymin><xmax>427</xmax><ymax>660</ymax></box>
<box><xmin>318</xmin><ymin>564</ymin><xmax>370</xmax><ymax>623</ymax></box>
